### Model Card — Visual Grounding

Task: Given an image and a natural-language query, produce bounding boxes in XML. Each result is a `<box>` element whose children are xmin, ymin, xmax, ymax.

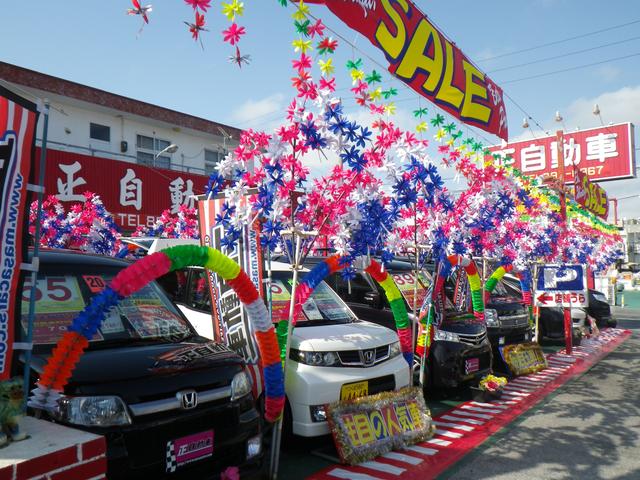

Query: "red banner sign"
<box><xmin>0</xmin><ymin>86</ymin><xmax>39</xmax><ymax>380</ymax></box>
<box><xmin>488</xmin><ymin>123</ymin><xmax>636</xmax><ymax>182</ymax></box>
<box><xmin>35</xmin><ymin>148</ymin><xmax>210</xmax><ymax>230</ymax></box>
<box><xmin>574</xmin><ymin>169</ymin><xmax>609</xmax><ymax>219</ymax></box>
<box><xmin>306</xmin><ymin>0</ymin><xmax>508</xmax><ymax>140</ymax></box>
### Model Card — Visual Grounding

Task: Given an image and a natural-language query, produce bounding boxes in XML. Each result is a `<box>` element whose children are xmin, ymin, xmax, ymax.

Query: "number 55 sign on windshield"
<box><xmin>534</xmin><ymin>265</ymin><xmax>589</xmax><ymax>308</ymax></box>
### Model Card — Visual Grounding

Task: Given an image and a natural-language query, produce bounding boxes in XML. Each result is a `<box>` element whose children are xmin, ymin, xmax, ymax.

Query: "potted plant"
<box><xmin>471</xmin><ymin>374</ymin><xmax>508</xmax><ymax>402</ymax></box>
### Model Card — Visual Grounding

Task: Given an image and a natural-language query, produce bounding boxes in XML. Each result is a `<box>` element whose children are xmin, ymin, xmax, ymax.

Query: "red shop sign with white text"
<box><xmin>488</xmin><ymin>123</ymin><xmax>636</xmax><ymax>182</ymax></box>
<box><xmin>35</xmin><ymin>148</ymin><xmax>210</xmax><ymax>229</ymax></box>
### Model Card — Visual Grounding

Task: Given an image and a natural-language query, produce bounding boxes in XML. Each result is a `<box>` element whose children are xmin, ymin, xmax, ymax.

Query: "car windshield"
<box><xmin>271</xmin><ymin>272</ymin><xmax>357</xmax><ymax>325</ymax></box>
<box><xmin>21</xmin><ymin>264</ymin><xmax>193</xmax><ymax>350</ymax></box>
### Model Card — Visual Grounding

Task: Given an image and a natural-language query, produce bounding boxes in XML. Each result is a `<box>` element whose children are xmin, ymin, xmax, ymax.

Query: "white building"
<box><xmin>0</xmin><ymin>61</ymin><xmax>241</xmax><ymax>230</ymax></box>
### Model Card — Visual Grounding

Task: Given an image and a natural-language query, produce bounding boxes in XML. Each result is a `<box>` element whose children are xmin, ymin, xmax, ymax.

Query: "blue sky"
<box><xmin>1</xmin><ymin>0</ymin><xmax>639</xmax><ymax>218</ymax></box>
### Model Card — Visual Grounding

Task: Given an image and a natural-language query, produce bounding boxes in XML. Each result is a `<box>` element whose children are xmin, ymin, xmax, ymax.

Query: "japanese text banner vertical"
<box><xmin>0</xmin><ymin>86</ymin><xmax>39</xmax><ymax>380</ymax></box>
<box><xmin>305</xmin><ymin>0</ymin><xmax>508</xmax><ymax>140</ymax></box>
<box><xmin>197</xmin><ymin>196</ymin><xmax>265</xmax><ymax>397</ymax></box>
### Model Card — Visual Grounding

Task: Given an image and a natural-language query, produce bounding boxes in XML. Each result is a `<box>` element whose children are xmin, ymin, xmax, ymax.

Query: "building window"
<box><xmin>137</xmin><ymin>134</ymin><xmax>172</xmax><ymax>170</ymax></box>
<box><xmin>90</xmin><ymin>123</ymin><xmax>110</xmax><ymax>142</ymax></box>
<box><xmin>204</xmin><ymin>149</ymin><xmax>223</xmax><ymax>176</ymax></box>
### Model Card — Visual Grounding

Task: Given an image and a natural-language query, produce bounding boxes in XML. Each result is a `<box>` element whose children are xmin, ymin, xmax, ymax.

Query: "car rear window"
<box><xmin>21</xmin><ymin>265</ymin><xmax>192</xmax><ymax>347</ymax></box>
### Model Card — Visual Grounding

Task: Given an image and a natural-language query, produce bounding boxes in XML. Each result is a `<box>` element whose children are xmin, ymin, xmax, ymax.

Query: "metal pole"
<box><xmin>556</xmin><ymin>130</ymin><xmax>572</xmax><ymax>355</ymax></box>
<box><xmin>269</xmin><ymin>233</ymin><xmax>302</xmax><ymax>480</ymax></box>
<box><xmin>23</xmin><ymin>100</ymin><xmax>49</xmax><ymax>403</ymax></box>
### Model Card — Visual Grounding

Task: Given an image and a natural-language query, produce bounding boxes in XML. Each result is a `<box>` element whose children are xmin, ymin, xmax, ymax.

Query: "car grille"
<box><xmin>129</xmin><ymin>384</ymin><xmax>232</xmax><ymax>418</ymax></box>
<box><xmin>499</xmin><ymin>313</ymin><xmax>529</xmax><ymax>328</ymax></box>
<box><xmin>337</xmin><ymin>344</ymin><xmax>391</xmax><ymax>367</ymax></box>
<box><xmin>457</xmin><ymin>331</ymin><xmax>488</xmax><ymax>346</ymax></box>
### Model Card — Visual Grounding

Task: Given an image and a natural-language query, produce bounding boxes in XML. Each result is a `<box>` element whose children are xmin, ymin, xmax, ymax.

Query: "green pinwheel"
<box><xmin>365</xmin><ymin>70</ymin><xmax>382</xmax><ymax>84</ymax></box>
<box><xmin>346</xmin><ymin>58</ymin><xmax>363</xmax><ymax>70</ymax></box>
<box><xmin>413</xmin><ymin>107</ymin><xmax>428</xmax><ymax>118</ymax></box>
<box><xmin>430</xmin><ymin>113</ymin><xmax>445</xmax><ymax>127</ymax></box>
<box><xmin>382</xmin><ymin>87</ymin><xmax>397</xmax><ymax>99</ymax></box>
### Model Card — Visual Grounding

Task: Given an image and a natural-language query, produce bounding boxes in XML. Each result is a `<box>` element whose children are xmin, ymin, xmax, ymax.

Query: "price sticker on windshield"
<box><xmin>82</xmin><ymin>275</ymin><xmax>107</xmax><ymax>293</ymax></box>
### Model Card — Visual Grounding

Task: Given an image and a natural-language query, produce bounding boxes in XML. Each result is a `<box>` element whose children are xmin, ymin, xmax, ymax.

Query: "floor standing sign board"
<box><xmin>534</xmin><ymin>264</ymin><xmax>589</xmax><ymax>308</ymax></box>
<box><xmin>0</xmin><ymin>86</ymin><xmax>39</xmax><ymax>380</ymax></box>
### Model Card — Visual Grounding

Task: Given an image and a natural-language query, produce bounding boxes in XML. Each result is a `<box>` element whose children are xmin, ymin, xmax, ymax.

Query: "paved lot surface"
<box><xmin>439</xmin><ymin>308</ymin><xmax>640</xmax><ymax>480</ymax></box>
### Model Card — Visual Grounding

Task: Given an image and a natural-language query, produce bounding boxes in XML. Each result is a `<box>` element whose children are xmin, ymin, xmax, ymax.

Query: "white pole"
<box><xmin>269</xmin><ymin>233</ymin><xmax>302</xmax><ymax>480</ymax></box>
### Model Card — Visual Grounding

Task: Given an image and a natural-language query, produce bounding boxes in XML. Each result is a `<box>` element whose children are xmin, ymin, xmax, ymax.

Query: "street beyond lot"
<box><xmin>440</xmin><ymin>307</ymin><xmax>640</xmax><ymax>480</ymax></box>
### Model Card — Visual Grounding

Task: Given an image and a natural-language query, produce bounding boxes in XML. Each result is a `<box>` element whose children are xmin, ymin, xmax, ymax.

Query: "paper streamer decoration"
<box><xmin>365</xmin><ymin>260</ymin><xmax>413</xmax><ymax>366</ymax></box>
<box><xmin>283</xmin><ymin>257</ymin><xmax>412</xmax><ymax>366</ymax></box>
<box><xmin>29</xmin><ymin>245</ymin><xmax>284</xmax><ymax>422</ymax></box>
<box><xmin>443</xmin><ymin>255</ymin><xmax>484</xmax><ymax>321</ymax></box>
<box><xmin>518</xmin><ymin>270</ymin><xmax>532</xmax><ymax>306</ymax></box>
<box><xmin>483</xmin><ymin>264</ymin><xmax>514</xmax><ymax>302</ymax></box>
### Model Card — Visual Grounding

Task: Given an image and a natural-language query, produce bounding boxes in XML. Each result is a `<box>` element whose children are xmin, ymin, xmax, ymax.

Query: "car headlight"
<box><xmin>53</xmin><ymin>396</ymin><xmax>131</xmax><ymax>427</ymax></box>
<box><xmin>484</xmin><ymin>309</ymin><xmax>499</xmax><ymax>327</ymax></box>
<box><xmin>231</xmin><ymin>371</ymin><xmax>253</xmax><ymax>400</ymax></box>
<box><xmin>291</xmin><ymin>349</ymin><xmax>340</xmax><ymax>367</ymax></box>
<box><xmin>389</xmin><ymin>341</ymin><xmax>401</xmax><ymax>358</ymax></box>
<box><xmin>433</xmin><ymin>328</ymin><xmax>460</xmax><ymax>342</ymax></box>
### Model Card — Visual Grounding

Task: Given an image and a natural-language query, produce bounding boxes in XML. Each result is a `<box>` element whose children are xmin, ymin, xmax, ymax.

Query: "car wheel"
<box><xmin>607</xmin><ymin>319</ymin><xmax>618</xmax><ymax>328</ymax></box>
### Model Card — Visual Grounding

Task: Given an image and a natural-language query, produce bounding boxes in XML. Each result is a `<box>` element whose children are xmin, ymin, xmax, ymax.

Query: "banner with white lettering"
<box><xmin>0</xmin><ymin>86</ymin><xmax>39</xmax><ymax>380</ymax></box>
<box><xmin>197</xmin><ymin>196</ymin><xmax>265</xmax><ymax>397</ymax></box>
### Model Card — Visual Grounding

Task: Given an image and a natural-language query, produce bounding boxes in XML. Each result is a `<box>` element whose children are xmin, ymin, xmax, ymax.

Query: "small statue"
<box><xmin>0</xmin><ymin>377</ymin><xmax>27</xmax><ymax>446</ymax></box>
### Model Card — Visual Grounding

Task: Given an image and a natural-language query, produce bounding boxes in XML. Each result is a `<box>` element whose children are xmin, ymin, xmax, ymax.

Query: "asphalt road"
<box><xmin>439</xmin><ymin>307</ymin><xmax>640</xmax><ymax>480</ymax></box>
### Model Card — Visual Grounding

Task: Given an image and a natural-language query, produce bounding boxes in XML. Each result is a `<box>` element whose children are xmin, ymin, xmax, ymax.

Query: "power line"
<box><xmin>478</xmin><ymin>18</ymin><xmax>640</xmax><ymax>62</ymax></box>
<box><xmin>502</xmin><ymin>52</ymin><xmax>640</xmax><ymax>84</ymax></box>
<box><xmin>488</xmin><ymin>35</ymin><xmax>640</xmax><ymax>74</ymax></box>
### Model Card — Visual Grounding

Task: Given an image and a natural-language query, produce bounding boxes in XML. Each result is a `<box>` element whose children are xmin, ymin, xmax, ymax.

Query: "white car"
<box><xmin>165</xmin><ymin>261</ymin><xmax>411</xmax><ymax>437</ymax></box>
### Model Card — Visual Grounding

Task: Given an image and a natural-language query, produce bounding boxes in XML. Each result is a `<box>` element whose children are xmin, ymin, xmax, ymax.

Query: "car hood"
<box><xmin>291</xmin><ymin>320</ymin><xmax>398</xmax><ymax>351</ymax></box>
<box><xmin>31</xmin><ymin>338</ymin><xmax>244</xmax><ymax>404</ymax></box>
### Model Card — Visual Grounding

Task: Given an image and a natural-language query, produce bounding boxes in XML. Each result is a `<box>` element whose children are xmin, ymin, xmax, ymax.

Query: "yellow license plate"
<box><xmin>340</xmin><ymin>380</ymin><xmax>369</xmax><ymax>401</ymax></box>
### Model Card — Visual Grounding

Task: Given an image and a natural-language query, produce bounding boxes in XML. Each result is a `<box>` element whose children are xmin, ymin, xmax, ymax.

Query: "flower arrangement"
<box><xmin>479</xmin><ymin>374</ymin><xmax>508</xmax><ymax>392</ymax></box>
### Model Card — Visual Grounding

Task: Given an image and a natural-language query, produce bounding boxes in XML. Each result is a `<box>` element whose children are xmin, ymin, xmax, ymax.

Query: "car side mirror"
<box><xmin>364</xmin><ymin>291</ymin><xmax>382</xmax><ymax>309</ymax></box>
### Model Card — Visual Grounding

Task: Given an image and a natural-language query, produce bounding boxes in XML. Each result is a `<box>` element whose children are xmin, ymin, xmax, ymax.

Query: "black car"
<box><xmin>17</xmin><ymin>249</ymin><xmax>263</xmax><ymax>479</ymax></box>
<box><xmin>587</xmin><ymin>289</ymin><xmax>616</xmax><ymax>328</ymax></box>
<box><xmin>447</xmin><ymin>270</ymin><xmax>531</xmax><ymax>353</ymax></box>
<box><xmin>306</xmin><ymin>257</ymin><xmax>493</xmax><ymax>390</ymax></box>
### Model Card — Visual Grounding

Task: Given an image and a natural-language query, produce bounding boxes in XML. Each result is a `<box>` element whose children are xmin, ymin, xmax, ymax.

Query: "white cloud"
<box><xmin>596</xmin><ymin>65</ymin><xmax>622</xmax><ymax>82</ymax></box>
<box><xmin>230</xmin><ymin>93</ymin><xmax>286</xmax><ymax>130</ymax></box>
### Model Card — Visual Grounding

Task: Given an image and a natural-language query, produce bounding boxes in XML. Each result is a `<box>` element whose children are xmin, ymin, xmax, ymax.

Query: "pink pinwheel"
<box><xmin>222</xmin><ymin>23</ymin><xmax>245</xmax><ymax>45</ymax></box>
<box><xmin>184</xmin><ymin>11</ymin><xmax>208</xmax><ymax>48</ymax></box>
<box><xmin>319</xmin><ymin>77</ymin><xmax>336</xmax><ymax>92</ymax></box>
<box><xmin>307</xmin><ymin>19</ymin><xmax>326</xmax><ymax>38</ymax></box>
<box><xmin>184</xmin><ymin>0</ymin><xmax>211</xmax><ymax>12</ymax></box>
<box><xmin>292</xmin><ymin>53</ymin><xmax>312</xmax><ymax>72</ymax></box>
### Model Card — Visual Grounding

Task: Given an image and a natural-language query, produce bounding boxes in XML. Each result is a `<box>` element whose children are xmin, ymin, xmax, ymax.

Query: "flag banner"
<box><xmin>574</xmin><ymin>168</ymin><xmax>608</xmax><ymax>219</ymax></box>
<box><xmin>197</xmin><ymin>196</ymin><xmax>265</xmax><ymax>397</ymax></box>
<box><xmin>0</xmin><ymin>86</ymin><xmax>39</xmax><ymax>380</ymax></box>
<box><xmin>306</xmin><ymin>0</ymin><xmax>508</xmax><ymax>140</ymax></box>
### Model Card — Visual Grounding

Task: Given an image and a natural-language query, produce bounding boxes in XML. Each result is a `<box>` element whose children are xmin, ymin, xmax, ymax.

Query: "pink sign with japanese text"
<box><xmin>488</xmin><ymin>123</ymin><xmax>636</xmax><ymax>182</ymax></box>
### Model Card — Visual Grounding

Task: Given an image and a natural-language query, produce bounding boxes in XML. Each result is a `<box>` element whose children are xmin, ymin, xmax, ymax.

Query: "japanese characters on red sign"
<box><xmin>35</xmin><ymin>148</ymin><xmax>210</xmax><ymax>229</ymax></box>
<box><xmin>488</xmin><ymin>123</ymin><xmax>636</xmax><ymax>182</ymax></box>
<box><xmin>306</xmin><ymin>0</ymin><xmax>508</xmax><ymax>140</ymax></box>
<box><xmin>574</xmin><ymin>169</ymin><xmax>609</xmax><ymax>219</ymax></box>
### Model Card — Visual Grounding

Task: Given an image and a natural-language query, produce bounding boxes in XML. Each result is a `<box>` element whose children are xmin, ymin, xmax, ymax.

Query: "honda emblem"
<box><xmin>177</xmin><ymin>390</ymin><xmax>198</xmax><ymax>410</ymax></box>
<box><xmin>362</xmin><ymin>349</ymin><xmax>375</xmax><ymax>365</ymax></box>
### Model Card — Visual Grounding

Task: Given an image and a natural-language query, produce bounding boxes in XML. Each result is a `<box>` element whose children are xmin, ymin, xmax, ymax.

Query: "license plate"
<box><xmin>166</xmin><ymin>430</ymin><xmax>214</xmax><ymax>473</ymax></box>
<box><xmin>340</xmin><ymin>380</ymin><xmax>369</xmax><ymax>401</ymax></box>
<box><xmin>465</xmin><ymin>358</ymin><xmax>480</xmax><ymax>375</ymax></box>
